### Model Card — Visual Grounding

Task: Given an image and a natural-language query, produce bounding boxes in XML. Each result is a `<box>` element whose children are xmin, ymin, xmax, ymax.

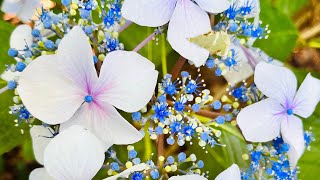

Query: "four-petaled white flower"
<box><xmin>1</xmin><ymin>0</ymin><xmax>40</xmax><ymax>23</ymax></box>
<box><xmin>17</xmin><ymin>26</ymin><xmax>158</xmax><ymax>149</ymax></box>
<box><xmin>29</xmin><ymin>125</ymin><xmax>106</xmax><ymax>180</ymax></box>
<box><xmin>121</xmin><ymin>0</ymin><xmax>230</xmax><ymax>67</ymax></box>
<box><xmin>237</xmin><ymin>62</ymin><xmax>320</xmax><ymax>167</ymax></box>
<box><xmin>168</xmin><ymin>164</ymin><xmax>241</xmax><ymax>180</ymax></box>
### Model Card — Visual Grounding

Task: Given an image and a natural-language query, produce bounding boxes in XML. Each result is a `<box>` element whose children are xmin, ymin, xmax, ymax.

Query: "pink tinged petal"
<box><xmin>194</xmin><ymin>0</ymin><xmax>230</xmax><ymax>14</ymax></box>
<box><xmin>17</xmin><ymin>55</ymin><xmax>84</xmax><ymax>125</ymax></box>
<box><xmin>104</xmin><ymin>163</ymin><xmax>147</xmax><ymax>180</ymax></box>
<box><xmin>293</xmin><ymin>73</ymin><xmax>320</xmax><ymax>118</ymax></box>
<box><xmin>29</xmin><ymin>168</ymin><xmax>54</xmax><ymax>180</ymax></box>
<box><xmin>281</xmin><ymin>115</ymin><xmax>305</xmax><ymax>167</ymax></box>
<box><xmin>254</xmin><ymin>62</ymin><xmax>297</xmax><ymax>107</ymax></box>
<box><xmin>56</xmin><ymin>26</ymin><xmax>98</xmax><ymax>94</ymax></box>
<box><xmin>167</xmin><ymin>0</ymin><xmax>211</xmax><ymax>67</ymax></box>
<box><xmin>237</xmin><ymin>98</ymin><xmax>284</xmax><ymax>142</ymax></box>
<box><xmin>44</xmin><ymin>125</ymin><xmax>105</xmax><ymax>180</ymax></box>
<box><xmin>16</xmin><ymin>0</ymin><xmax>40</xmax><ymax>23</ymax></box>
<box><xmin>60</xmin><ymin>102</ymin><xmax>143</xmax><ymax>150</ymax></box>
<box><xmin>215</xmin><ymin>164</ymin><xmax>241</xmax><ymax>180</ymax></box>
<box><xmin>1</xmin><ymin>0</ymin><xmax>23</xmax><ymax>14</ymax></box>
<box><xmin>122</xmin><ymin>0</ymin><xmax>177</xmax><ymax>27</ymax></box>
<box><xmin>30</xmin><ymin>125</ymin><xmax>54</xmax><ymax>165</ymax></box>
<box><xmin>96</xmin><ymin>50</ymin><xmax>158</xmax><ymax>112</ymax></box>
<box><xmin>10</xmin><ymin>25</ymin><xmax>33</xmax><ymax>50</ymax></box>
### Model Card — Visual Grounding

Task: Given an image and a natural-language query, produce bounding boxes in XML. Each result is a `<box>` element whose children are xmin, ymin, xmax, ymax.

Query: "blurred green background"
<box><xmin>0</xmin><ymin>0</ymin><xmax>320</xmax><ymax>179</ymax></box>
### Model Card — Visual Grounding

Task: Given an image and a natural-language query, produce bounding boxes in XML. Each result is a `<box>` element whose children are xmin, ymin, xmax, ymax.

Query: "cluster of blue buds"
<box><xmin>241</xmin><ymin>129</ymin><xmax>315</xmax><ymax>180</ymax></box>
<box><xmin>217</xmin><ymin>1</ymin><xmax>270</xmax><ymax>40</ymax></box>
<box><xmin>106</xmin><ymin>146</ymin><xmax>206</xmax><ymax>179</ymax></box>
<box><xmin>132</xmin><ymin>71</ymin><xmax>243</xmax><ymax>150</ymax></box>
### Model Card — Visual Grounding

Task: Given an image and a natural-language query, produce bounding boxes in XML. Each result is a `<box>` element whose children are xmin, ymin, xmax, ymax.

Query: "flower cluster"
<box><xmin>132</xmin><ymin>71</ymin><xmax>241</xmax><ymax>150</ymax></box>
<box><xmin>106</xmin><ymin>147</ymin><xmax>206</xmax><ymax>179</ymax></box>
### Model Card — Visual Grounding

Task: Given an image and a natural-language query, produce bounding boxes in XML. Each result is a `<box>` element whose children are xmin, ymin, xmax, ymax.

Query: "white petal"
<box><xmin>30</xmin><ymin>125</ymin><xmax>54</xmax><ymax>165</ymax></box>
<box><xmin>95</xmin><ymin>50</ymin><xmax>158</xmax><ymax>112</ymax></box>
<box><xmin>281</xmin><ymin>115</ymin><xmax>305</xmax><ymax>167</ymax></box>
<box><xmin>215</xmin><ymin>164</ymin><xmax>241</xmax><ymax>180</ymax></box>
<box><xmin>56</xmin><ymin>26</ymin><xmax>98</xmax><ymax>92</ymax></box>
<box><xmin>254</xmin><ymin>62</ymin><xmax>297</xmax><ymax>107</ymax></box>
<box><xmin>293</xmin><ymin>73</ymin><xmax>320</xmax><ymax>118</ymax></box>
<box><xmin>122</xmin><ymin>0</ymin><xmax>177</xmax><ymax>27</ymax></box>
<box><xmin>44</xmin><ymin>125</ymin><xmax>105</xmax><ymax>180</ymax></box>
<box><xmin>1</xmin><ymin>0</ymin><xmax>23</xmax><ymax>14</ymax></box>
<box><xmin>17</xmin><ymin>26</ymin><xmax>99</xmax><ymax>125</ymax></box>
<box><xmin>169</xmin><ymin>174</ymin><xmax>207</xmax><ymax>180</ymax></box>
<box><xmin>17</xmin><ymin>55</ymin><xmax>84</xmax><ymax>125</ymax></box>
<box><xmin>104</xmin><ymin>163</ymin><xmax>147</xmax><ymax>180</ymax></box>
<box><xmin>167</xmin><ymin>0</ymin><xmax>210</xmax><ymax>67</ymax></box>
<box><xmin>237</xmin><ymin>98</ymin><xmax>284</xmax><ymax>142</ymax></box>
<box><xmin>194</xmin><ymin>0</ymin><xmax>230</xmax><ymax>13</ymax></box>
<box><xmin>16</xmin><ymin>0</ymin><xmax>40</xmax><ymax>23</ymax></box>
<box><xmin>29</xmin><ymin>168</ymin><xmax>54</xmax><ymax>180</ymax></box>
<box><xmin>60</xmin><ymin>102</ymin><xmax>143</xmax><ymax>150</ymax></box>
<box><xmin>10</xmin><ymin>24</ymin><xmax>33</xmax><ymax>50</ymax></box>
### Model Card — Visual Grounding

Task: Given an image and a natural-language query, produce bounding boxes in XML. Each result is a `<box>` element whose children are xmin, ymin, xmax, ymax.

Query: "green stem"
<box><xmin>161</xmin><ymin>33</ymin><xmax>167</xmax><ymax>76</ymax></box>
<box><xmin>143</xmin><ymin>121</ymin><xmax>152</xmax><ymax>161</ymax></box>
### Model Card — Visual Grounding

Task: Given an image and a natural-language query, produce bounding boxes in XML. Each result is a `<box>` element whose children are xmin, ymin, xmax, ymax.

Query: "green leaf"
<box><xmin>254</xmin><ymin>0</ymin><xmax>298</xmax><ymax>61</ymax></box>
<box><xmin>0</xmin><ymin>20</ymin><xmax>15</xmax><ymax>73</ymax></box>
<box><xmin>0</xmin><ymin>90</ymin><xmax>28</xmax><ymax>155</ymax></box>
<box><xmin>272</xmin><ymin>0</ymin><xmax>308</xmax><ymax>16</ymax></box>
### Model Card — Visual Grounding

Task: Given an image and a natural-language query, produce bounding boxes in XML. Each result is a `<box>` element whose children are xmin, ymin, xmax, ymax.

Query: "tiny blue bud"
<box><xmin>216</xmin><ymin>115</ymin><xmax>225</xmax><ymax>124</ymax></box>
<box><xmin>229</xmin><ymin>23</ymin><xmax>238</xmax><ymax>32</ymax></box>
<box><xmin>212</xmin><ymin>100</ymin><xmax>222</xmax><ymax>110</ymax></box>
<box><xmin>155</xmin><ymin>126</ymin><xmax>163</xmax><ymax>135</ymax></box>
<box><xmin>166</xmin><ymin>137</ymin><xmax>175</xmax><ymax>145</ymax></box>
<box><xmin>84</xmin><ymin>95</ymin><xmax>93</xmax><ymax>103</ymax></box>
<box><xmin>166</xmin><ymin>156</ymin><xmax>174</xmax><ymax>164</ymax></box>
<box><xmin>215</xmin><ymin>68</ymin><xmax>222</xmax><ymax>76</ymax></box>
<box><xmin>132</xmin><ymin>158</ymin><xmax>141</xmax><ymax>165</ymax></box>
<box><xmin>181</xmin><ymin>71</ymin><xmax>189</xmax><ymax>77</ymax></box>
<box><xmin>223</xmin><ymin>104</ymin><xmax>232</xmax><ymax>112</ymax></box>
<box><xmin>43</xmin><ymin>20</ymin><xmax>52</xmax><ymax>29</ymax></box>
<box><xmin>44</xmin><ymin>40</ymin><xmax>55</xmax><ymax>50</ymax></box>
<box><xmin>128</xmin><ymin>150</ymin><xmax>137</xmax><ymax>159</ymax></box>
<box><xmin>16</xmin><ymin>62</ymin><xmax>26</xmax><ymax>72</ymax></box>
<box><xmin>7</xmin><ymin>81</ymin><xmax>17</xmax><ymax>90</ymax></box>
<box><xmin>197</xmin><ymin>160</ymin><xmax>204</xmax><ymax>168</ymax></box>
<box><xmin>24</xmin><ymin>50</ymin><xmax>33</xmax><ymax>58</ymax></box>
<box><xmin>32</xmin><ymin>29</ymin><xmax>41</xmax><ymax>37</ymax></box>
<box><xmin>206</xmin><ymin>59</ymin><xmax>215</xmax><ymax>68</ymax></box>
<box><xmin>150</xmin><ymin>170</ymin><xmax>159</xmax><ymax>179</ymax></box>
<box><xmin>93</xmin><ymin>56</ymin><xmax>98</xmax><ymax>64</ymax></box>
<box><xmin>178</xmin><ymin>152</ymin><xmax>187</xmax><ymax>162</ymax></box>
<box><xmin>132</xmin><ymin>112</ymin><xmax>142</xmax><ymax>121</ymax></box>
<box><xmin>8</xmin><ymin>48</ymin><xmax>18</xmax><ymax>57</ymax></box>
<box><xmin>110</xmin><ymin>162</ymin><xmax>120</xmax><ymax>171</ymax></box>
<box><xmin>192</xmin><ymin>104</ymin><xmax>200</xmax><ymax>112</ymax></box>
<box><xmin>287</xmin><ymin>109</ymin><xmax>293</xmax><ymax>115</ymax></box>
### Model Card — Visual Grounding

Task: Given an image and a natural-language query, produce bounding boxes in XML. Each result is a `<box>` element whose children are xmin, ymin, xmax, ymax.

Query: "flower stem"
<box><xmin>0</xmin><ymin>86</ymin><xmax>8</xmax><ymax>95</ymax></box>
<box><xmin>118</xmin><ymin>20</ymin><xmax>133</xmax><ymax>33</ymax></box>
<box><xmin>143</xmin><ymin>121</ymin><xmax>152</xmax><ymax>161</ymax></box>
<box><xmin>133</xmin><ymin>28</ymin><xmax>162</xmax><ymax>52</ymax></box>
<box><xmin>161</xmin><ymin>33</ymin><xmax>167</xmax><ymax>76</ymax></box>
